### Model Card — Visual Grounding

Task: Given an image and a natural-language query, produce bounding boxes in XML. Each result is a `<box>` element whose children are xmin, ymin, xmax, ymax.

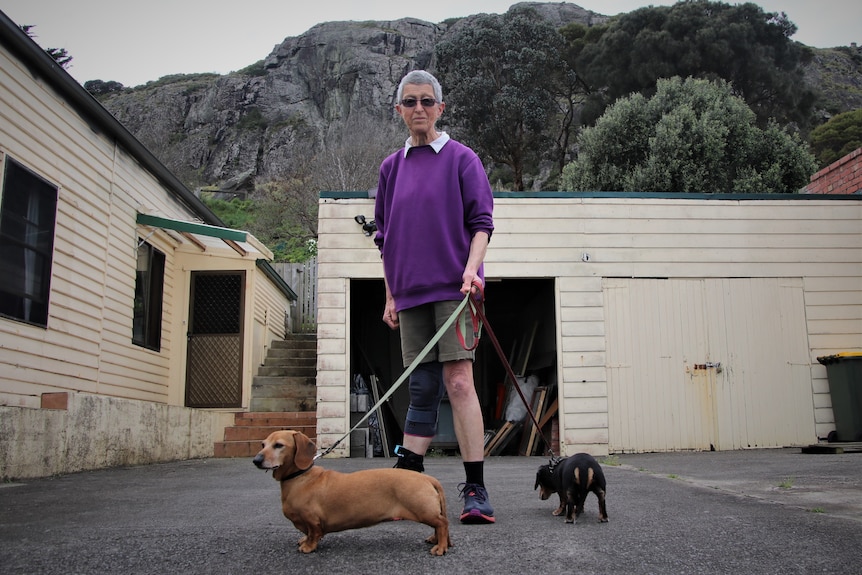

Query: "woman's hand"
<box><xmin>383</xmin><ymin>297</ymin><xmax>399</xmax><ymax>329</ymax></box>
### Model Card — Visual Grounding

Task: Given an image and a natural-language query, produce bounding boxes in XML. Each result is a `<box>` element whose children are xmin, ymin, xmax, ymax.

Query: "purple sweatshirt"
<box><xmin>374</xmin><ymin>137</ymin><xmax>494</xmax><ymax>312</ymax></box>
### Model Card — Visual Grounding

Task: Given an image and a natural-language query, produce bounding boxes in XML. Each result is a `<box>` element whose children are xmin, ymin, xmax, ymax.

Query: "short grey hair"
<box><xmin>396</xmin><ymin>70</ymin><xmax>443</xmax><ymax>103</ymax></box>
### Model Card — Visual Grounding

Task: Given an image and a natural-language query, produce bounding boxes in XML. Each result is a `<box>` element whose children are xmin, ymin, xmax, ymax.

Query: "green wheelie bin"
<box><xmin>817</xmin><ymin>352</ymin><xmax>862</xmax><ymax>442</ymax></box>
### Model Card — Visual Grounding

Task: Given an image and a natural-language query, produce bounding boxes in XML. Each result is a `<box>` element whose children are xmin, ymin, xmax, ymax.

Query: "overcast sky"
<box><xmin>3</xmin><ymin>1</ymin><xmax>859</xmax><ymax>87</ymax></box>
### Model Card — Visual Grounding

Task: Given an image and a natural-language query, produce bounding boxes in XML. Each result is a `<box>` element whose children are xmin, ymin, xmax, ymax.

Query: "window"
<box><xmin>0</xmin><ymin>157</ymin><xmax>58</xmax><ymax>327</ymax></box>
<box><xmin>132</xmin><ymin>240</ymin><xmax>165</xmax><ymax>351</ymax></box>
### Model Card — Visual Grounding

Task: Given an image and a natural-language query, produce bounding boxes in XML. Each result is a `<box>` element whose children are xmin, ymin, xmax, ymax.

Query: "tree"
<box><xmin>435</xmin><ymin>6</ymin><xmax>576</xmax><ymax>190</ymax></box>
<box><xmin>212</xmin><ymin>114</ymin><xmax>401</xmax><ymax>263</ymax></box>
<box><xmin>250</xmin><ymin>177</ymin><xmax>319</xmax><ymax>262</ymax></box>
<box><xmin>20</xmin><ymin>25</ymin><xmax>73</xmax><ymax>70</ymax></box>
<box><xmin>84</xmin><ymin>80</ymin><xmax>126</xmax><ymax>96</ymax></box>
<box><xmin>573</xmin><ymin>0</ymin><xmax>816</xmax><ymax>129</ymax></box>
<box><xmin>809</xmin><ymin>109</ymin><xmax>862</xmax><ymax>168</ymax></box>
<box><xmin>561</xmin><ymin>76</ymin><xmax>818</xmax><ymax>194</ymax></box>
<box><xmin>558</xmin><ymin>21</ymin><xmax>610</xmax><ymax>157</ymax></box>
<box><xmin>313</xmin><ymin>115</ymin><xmax>402</xmax><ymax>193</ymax></box>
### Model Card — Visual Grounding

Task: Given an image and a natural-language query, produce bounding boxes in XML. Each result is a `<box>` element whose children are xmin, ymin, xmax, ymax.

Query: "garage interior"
<box><xmin>349</xmin><ymin>278</ymin><xmax>558</xmax><ymax>458</ymax></box>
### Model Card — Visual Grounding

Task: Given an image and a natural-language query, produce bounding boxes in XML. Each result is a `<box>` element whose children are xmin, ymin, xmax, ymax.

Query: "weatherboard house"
<box><xmin>0</xmin><ymin>11</ymin><xmax>297</xmax><ymax>479</ymax></box>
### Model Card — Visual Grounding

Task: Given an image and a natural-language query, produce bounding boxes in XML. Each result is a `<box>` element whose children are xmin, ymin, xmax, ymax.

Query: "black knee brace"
<box><xmin>404</xmin><ymin>362</ymin><xmax>445</xmax><ymax>438</ymax></box>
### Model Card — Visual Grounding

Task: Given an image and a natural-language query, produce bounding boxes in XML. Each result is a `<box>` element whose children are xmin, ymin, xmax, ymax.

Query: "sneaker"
<box><xmin>458</xmin><ymin>483</ymin><xmax>495</xmax><ymax>524</ymax></box>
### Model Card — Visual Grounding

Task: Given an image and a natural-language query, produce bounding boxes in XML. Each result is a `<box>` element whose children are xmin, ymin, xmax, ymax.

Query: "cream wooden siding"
<box><xmin>0</xmin><ymin>47</ymin><xmax>288</xmax><ymax>410</ymax></box>
<box><xmin>251</xmin><ymin>266</ymin><xmax>289</xmax><ymax>379</ymax></box>
<box><xmin>316</xmin><ymin>195</ymin><xmax>862</xmax><ymax>455</ymax></box>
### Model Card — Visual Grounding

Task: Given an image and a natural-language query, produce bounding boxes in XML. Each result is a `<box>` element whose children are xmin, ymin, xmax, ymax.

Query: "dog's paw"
<box><xmin>598</xmin><ymin>517</ymin><xmax>609</xmax><ymax>523</ymax></box>
<box><xmin>429</xmin><ymin>542</ymin><xmax>448</xmax><ymax>556</ymax></box>
<box><xmin>297</xmin><ymin>535</ymin><xmax>319</xmax><ymax>553</ymax></box>
<box><xmin>426</xmin><ymin>533</ymin><xmax>452</xmax><ymax>555</ymax></box>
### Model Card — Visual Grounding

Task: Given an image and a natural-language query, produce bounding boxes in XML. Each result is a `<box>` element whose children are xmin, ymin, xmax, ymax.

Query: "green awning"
<box><xmin>136</xmin><ymin>213</ymin><xmax>248</xmax><ymax>242</ymax></box>
<box><xmin>136</xmin><ymin>213</ymin><xmax>296</xmax><ymax>301</ymax></box>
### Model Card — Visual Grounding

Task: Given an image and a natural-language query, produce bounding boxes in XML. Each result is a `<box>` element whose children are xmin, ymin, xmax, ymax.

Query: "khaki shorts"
<box><xmin>398</xmin><ymin>300</ymin><xmax>476</xmax><ymax>367</ymax></box>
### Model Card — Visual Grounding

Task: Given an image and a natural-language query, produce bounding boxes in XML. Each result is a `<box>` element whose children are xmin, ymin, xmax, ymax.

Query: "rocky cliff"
<box><xmin>94</xmin><ymin>2</ymin><xmax>860</xmax><ymax>195</ymax></box>
<box><xmin>96</xmin><ymin>3</ymin><xmax>604</xmax><ymax>193</ymax></box>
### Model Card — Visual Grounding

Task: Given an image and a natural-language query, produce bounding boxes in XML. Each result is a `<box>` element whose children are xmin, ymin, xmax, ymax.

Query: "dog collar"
<box><xmin>280</xmin><ymin>464</ymin><xmax>313</xmax><ymax>482</ymax></box>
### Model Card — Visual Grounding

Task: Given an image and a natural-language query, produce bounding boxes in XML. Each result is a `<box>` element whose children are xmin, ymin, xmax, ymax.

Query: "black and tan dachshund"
<box><xmin>535</xmin><ymin>453</ymin><xmax>609</xmax><ymax>524</ymax></box>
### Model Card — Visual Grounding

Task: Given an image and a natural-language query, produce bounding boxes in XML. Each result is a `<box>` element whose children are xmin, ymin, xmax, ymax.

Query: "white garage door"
<box><xmin>604</xmin><ymin>278</ymin><xmax>815</xmax><ymax>452</ymax></box>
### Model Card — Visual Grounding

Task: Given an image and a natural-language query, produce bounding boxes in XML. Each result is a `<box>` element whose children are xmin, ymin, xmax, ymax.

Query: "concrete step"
<box><xmin>249</xmin><ymin>397</ymin><xmax>317</xmax><ymax>412</ymax></box>
<box><xmin>232</xmin><ymin>411</ymin><xmax>317</xmax><ymax>426</ymax></box>
<box><xmin>214</xmin><ymin>411</ymin><xmax>317</xmax><ymax>458</ymax></box>
<box><xmin>223</xmin><ymin>424</ymin><xmax>317</xmax><ymax>441</ymax></box>
<box><xmin>252</xmin><ymin>375</ymin><xmax>316</xmax><ymax>389</ymax></box>
<box><xmin>251</xmin><ymin>378</ymin><xmax>317</xmax><ymax>397</ymax></box>
<box><xmin>272</xmin><ymin>337</ymin><xmax>317</xmax><ymax>350</ymax></box>
<box><xmin>265</xmin><ymin>347</ymin><xmax>317</xmax><ymax>360</ymax></box>
<box><xmin>256</xmin><ymin>365</ymin><xmax>316</xmax><ymax>377</ymax></box>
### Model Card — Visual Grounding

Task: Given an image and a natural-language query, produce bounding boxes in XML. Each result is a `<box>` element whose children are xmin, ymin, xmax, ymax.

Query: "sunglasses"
<box><xmin>400</xmin><ymin>97</ymin><xmax>438</xmax><ymax>108</ymax></box>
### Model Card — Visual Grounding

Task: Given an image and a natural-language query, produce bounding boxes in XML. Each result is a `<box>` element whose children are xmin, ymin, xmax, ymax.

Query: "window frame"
<box><xmin>132</xmin><ymin>239</ymin><xmax>166</xmax><ymax>351</ymax></box>
<box><xmin>0</xmin><ymin>156</ymin><xmax>58</xmax><ymax>327</ymax></box>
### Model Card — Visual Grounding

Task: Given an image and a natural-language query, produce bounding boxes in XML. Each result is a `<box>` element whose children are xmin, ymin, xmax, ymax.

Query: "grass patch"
<box><xmin>600</xmin><ymin>455</ymin><xmax>621</xmax><ymax>466</ymax></box>
<box><xmin>778</xmin><ymin>477</ymin><xmax>795</xmax><ymax>489</ymax></box>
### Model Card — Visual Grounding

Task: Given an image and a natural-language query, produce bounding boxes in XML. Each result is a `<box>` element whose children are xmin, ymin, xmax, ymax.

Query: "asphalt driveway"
<box><xmin>1</xmin><ymin>448</ymin><xmax>861</xmax><ymax>574</ymax></box>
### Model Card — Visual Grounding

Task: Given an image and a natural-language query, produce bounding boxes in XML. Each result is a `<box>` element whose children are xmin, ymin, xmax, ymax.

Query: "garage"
<box><xmin>316</xmin><ymin>192</ymin><xmax>861</xmax><ymax>456</ymax></box>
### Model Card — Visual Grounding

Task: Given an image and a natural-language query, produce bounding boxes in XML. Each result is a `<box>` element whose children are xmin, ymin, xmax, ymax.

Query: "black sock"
<box><xmin>463</xmin><ymin>461</ymin><xmax>484</xmax><ymax>486</ymax></box>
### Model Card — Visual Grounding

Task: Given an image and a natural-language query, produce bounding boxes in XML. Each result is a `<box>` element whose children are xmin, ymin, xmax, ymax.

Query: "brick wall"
<box><xmin>805</xmin><ymin>147</ymin><xmax>862</xmax><ymax>195</ymax></box>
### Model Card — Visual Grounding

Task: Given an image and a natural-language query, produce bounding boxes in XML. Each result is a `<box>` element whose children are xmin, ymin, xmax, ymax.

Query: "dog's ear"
<box><xmin>293</xmin><ymin>431</ymin><xmax>317</xmax><ymax>470</ymax></box>
<box><xmin>535</xmin><ymin>465</ymin><xmax>548</xmax><ymax>490</ymax></box>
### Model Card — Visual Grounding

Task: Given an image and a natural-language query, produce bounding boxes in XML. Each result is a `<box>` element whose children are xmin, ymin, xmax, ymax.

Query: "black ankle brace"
<box><xmin>393</xmin><ymin>445</ymin><xmax>425</xmax><ymax>473</ymax></box>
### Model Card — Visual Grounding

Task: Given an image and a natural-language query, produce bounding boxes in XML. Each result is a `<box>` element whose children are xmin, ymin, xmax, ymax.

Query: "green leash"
<box><xmin>314</xmin><ymin>291</ymin><xmax>474</xmax><ymax>460</ymax></box>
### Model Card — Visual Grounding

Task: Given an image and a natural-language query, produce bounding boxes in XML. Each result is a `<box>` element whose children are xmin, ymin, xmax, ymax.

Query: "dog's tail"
<box><xmin>434</xmin><ymin>479</ymin><xmax>448</xmax><ymax>517</ymax></box>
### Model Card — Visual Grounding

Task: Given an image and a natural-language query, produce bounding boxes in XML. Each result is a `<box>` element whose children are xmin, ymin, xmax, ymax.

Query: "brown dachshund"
<box><xmin>253</xmin><ymin>429</ymin><xmax>451</xmax><ymax>555</ymax></box>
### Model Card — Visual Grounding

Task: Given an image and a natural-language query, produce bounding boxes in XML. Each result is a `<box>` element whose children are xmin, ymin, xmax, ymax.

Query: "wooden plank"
<box><xmin>527</xmin><ymin>388</ymin><xmax>554</xmax><ymax>456</ymax></box>
<box><xmin>519</xmin><ymin>386</ymin><xmax>547</xmax><ymax>456</ymax></box>
<box><xmin>369</xmin><ymin>375</ymin><xmax>389</xmax><ymax>458</ymax></box>
<box><xmin>538</xmin><ymin>398</ymin><xmax>558</xmax><ymax>429</ymax></box>
<box><xmin>490</xmin><ymin>421</ymin><xmax>523</xmax><ymax>456</ymax></box>
<box><xmin>484</xmin><ymin>422</ymin><xmax>513</xmax><ymax>457</ymax></box>
<box><xmin>536</xmin><ymin>387</ymin><xmax>552</xmax><ymax>454</ymax></box>
<box><xmin>515</xmin><ymin>322</ymin><xmax>538</xmax><ymax>376</ymax></box>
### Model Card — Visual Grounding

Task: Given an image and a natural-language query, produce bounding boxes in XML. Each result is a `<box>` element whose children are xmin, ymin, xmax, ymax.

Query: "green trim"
<box><xmin>491</xmin><ymin>191</ymin><xmax>861</xmax><ymax>200</ymax></box>
<box><xmin>319</xmin><ymin>190</ymin><xmax>861</xmax><ymax>201</ymax></box>
<box><xmin>136</xmin><ymin>213</ymin><xmax>248</xmax><ymax>242</ymax></box>
<box><xmin>256</xmin><ymin>260</ymin><xmax>298</xmax><ymax>301</ymax></box>
<box><xmin>319</xmin><ymin>191</ymin><xmax>371</xmax><ymax>199</ymax></box>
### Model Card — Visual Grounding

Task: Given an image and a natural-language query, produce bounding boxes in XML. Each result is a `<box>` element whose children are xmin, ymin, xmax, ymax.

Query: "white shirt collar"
<box><xmin>403</xmin><ymin>131</ymin><xmax>450</xmax><ymax>157</ymax></box>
